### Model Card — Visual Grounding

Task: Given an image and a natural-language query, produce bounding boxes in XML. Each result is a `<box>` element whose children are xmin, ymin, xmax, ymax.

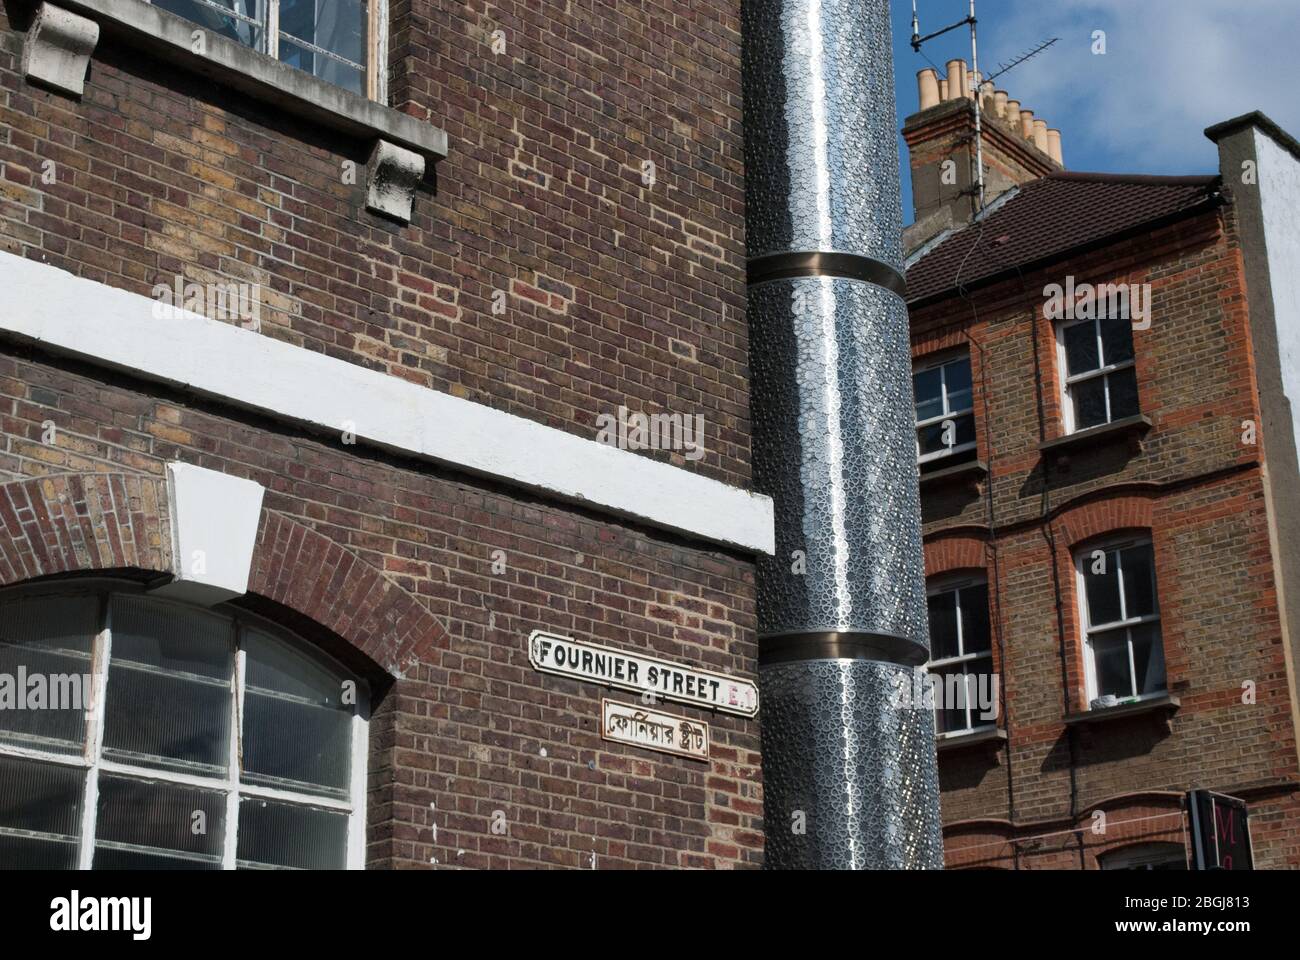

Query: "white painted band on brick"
<box><xmin>0</xmin><ymin>253</ymin><xmax>776</xmax><ymax>554</ymax></box>
<box><xmin>152</xmin><ymin>462</ymin><xmax>265</xmax><ymax>606</ymax></box>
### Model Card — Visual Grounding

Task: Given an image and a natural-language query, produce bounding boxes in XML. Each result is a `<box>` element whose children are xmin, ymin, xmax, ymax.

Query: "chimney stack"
<box><xmin>903</xmin><ymin>58</ymin><xmax>1064</xmax><ymax>250</ymax></box>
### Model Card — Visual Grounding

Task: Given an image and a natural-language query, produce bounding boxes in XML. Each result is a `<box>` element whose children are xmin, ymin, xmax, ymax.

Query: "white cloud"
<box><xmin>977</xmin><ymin>0</ymin><xmax>1300</xmax><ymax>173</ymax></box>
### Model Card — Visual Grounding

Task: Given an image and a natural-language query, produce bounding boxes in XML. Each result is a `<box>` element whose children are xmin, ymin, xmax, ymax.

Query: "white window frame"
<box><xmin>1055</xmin><ymin>307</ymin><xmax>1139</xmax><ymax>435</ymax></box>
<box><xmin>914</xmin><ymin>351</ymin><xmax>977</xmax><ymax>466</ymax></box>
<box><xmin>0</xmin><ymin>580</ymin><xmax>369</xmax><ymax>870</ymax></box>
<box><xmin>925</xmin><ymin>575</ymin><xmax>995</xmax><ymax>738</ymax></box>
<box><xmin>146</xmin><ymin>0</ymin><xmax>389</xmax><ymax>102</ymax></box>
<box><xmin>1074</xmin><ymin>537</ymin><xmax>1166</xmax><ymax>706</ymax></box>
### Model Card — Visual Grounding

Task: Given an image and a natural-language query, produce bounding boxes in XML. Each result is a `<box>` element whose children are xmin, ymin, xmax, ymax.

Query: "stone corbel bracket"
<box><xmin>367</xmin><ymin>139</ymin><xmax>426</xmax><ymax>223</ymax></box>
<box><xmin>22</xmin><ymin>2</ymin><xmax>100</xmax><ymax>98</ymax></box>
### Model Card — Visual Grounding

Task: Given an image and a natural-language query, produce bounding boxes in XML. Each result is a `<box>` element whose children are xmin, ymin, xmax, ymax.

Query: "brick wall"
<box><xmin>0</xmin><ymin>0</ymin><xmax>763</xmax><ymax>869</ymax></box>
<box><xmin>0</xmin><ymin>347</ymin><xmax>763</xmax><ymax>868</ymax></box>
<box><xmin>910</xmin><ymin>198</ymin><xmax>1300</xmax><ymax>867</ymax></box>
<box><xmin>0</xmin><ymin>0</ymin><xmax>751</xmax><ymax>488</ymax></box>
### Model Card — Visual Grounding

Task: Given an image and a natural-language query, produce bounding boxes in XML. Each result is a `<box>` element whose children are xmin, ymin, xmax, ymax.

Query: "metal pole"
<box><xmin>970</xmin><ymin>0</ymin><xmax>986</xmax><ymax>212</ymax></box>
<box><xmin>742</xmin><ymin>0</ymin><xmax>944</xmax><ymax>869</ymax></box>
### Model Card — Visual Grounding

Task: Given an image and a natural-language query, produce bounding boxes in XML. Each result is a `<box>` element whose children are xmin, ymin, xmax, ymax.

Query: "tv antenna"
<box><xmin>910</xmin><ymin>1</ymin><xmax>987</xmax><ymax>210</ymax></box>
<box><xmin>985</xmin><ymin>38</ymin><xmax>1058</xmax><ymax>85</ymax></box>
<box><xmin>910</xmin><ymin>2</ymin><xmax>1057</xmax><ymax>214</ymax></box>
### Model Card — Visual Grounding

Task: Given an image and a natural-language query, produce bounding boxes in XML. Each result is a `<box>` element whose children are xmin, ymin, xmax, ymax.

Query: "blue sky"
<box><xmin>890</xmin><ymin>0</ymin><xmax>1300</xmax><ymax>224</ymax></box>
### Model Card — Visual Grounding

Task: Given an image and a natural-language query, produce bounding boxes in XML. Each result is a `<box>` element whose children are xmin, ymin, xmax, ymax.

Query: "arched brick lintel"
<box><xmin>0</xmin><ymin>473</ymin><xmax>173</xmax><ymax>585</ymax></box>
<box><xmin>0</xmin><ymin>472</ymin><xmax>447</xmax><ymax>679</ymax></box>
<box><xmin>923</xmin><ymin>532</ymin><xmax>989</xmax><ymax>578</ymax></box>
<box><xmin>247</xmin><ymin>511</ymin><xmax>448</xmax><ymax>678</ymax></box>
<box><xmin>1056</xmin><ymin>494</ymin><xmax>1155</xmax><ymax>550</ymax></box>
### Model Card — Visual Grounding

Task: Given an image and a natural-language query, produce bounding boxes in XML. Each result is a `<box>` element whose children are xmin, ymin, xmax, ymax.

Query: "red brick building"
<box><xmin>0</xmin><ymin>0</ymin><xmax>772</xmax><ymax>869</ymax></box>
<box><xmin>904</xmin><ymin>66</ymin><xmax>1300</xmax><ymax>869</ymax></box>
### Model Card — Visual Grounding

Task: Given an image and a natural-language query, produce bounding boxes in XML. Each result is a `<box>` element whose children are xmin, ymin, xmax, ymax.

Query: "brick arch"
<box><xmin>0</xmin><ymin>472</ymin><xmax>447</xmax><ymax>679</ymax></box>
<box><xmin>923</xmin><ymin>531</ymin><xmax>989</xmax><ymax>578</ymax></box>
<box><xmin>0</xmin><ymin>473</ymin><xmax>173</xmax><ymax>584</ymax></box>
<box><xmin>1055</xmin><ymin>493</ymin><xmax>1155</xmax><ymax>549</ymax></box>
<box><xmin>247</xmin><ymin>511</ymin><xmax>448</xmax><ymax>677</ymax></box>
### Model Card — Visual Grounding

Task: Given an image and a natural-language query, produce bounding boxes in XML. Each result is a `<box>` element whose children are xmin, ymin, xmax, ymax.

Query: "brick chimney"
<box><xmin>902</xmin><ymin>60</ymin><xmax>1063</xmax><ymax>251</ymax></box>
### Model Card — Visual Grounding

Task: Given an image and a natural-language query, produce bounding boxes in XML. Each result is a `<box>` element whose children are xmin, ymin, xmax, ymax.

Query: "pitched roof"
<box><xmin>904</xmin><ymin>172</ymin><xmax>1223</xmax><ymax>306</ymax></box>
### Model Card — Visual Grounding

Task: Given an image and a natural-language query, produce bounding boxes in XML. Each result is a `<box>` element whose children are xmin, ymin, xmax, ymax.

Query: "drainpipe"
<box><xmin>742</xmin><ymin>0</ymin><xmax>944</xmax><ymax>868</ymax></box>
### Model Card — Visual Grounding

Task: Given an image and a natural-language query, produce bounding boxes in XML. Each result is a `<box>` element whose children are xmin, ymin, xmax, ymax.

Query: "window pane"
<box><xmin>279</xmin><ymin>0</ymin><xmax>368</xmax><ymax>95</ymax></box>
<box><xmin>1107</xmin><ymin>366</ymin><xmax>1140</xmax><ymax>421</ymax></box>
<box><xmin>242</xmin><ymin>628</ymin><xmax>356</xmax><ymax>799</ymax></box>
<box><xmin>1063</xmin><ymin>321</ymin><xmax>1099</xmax><ymax>375</ymax></box>
<box><xmin>237</xmin><ymin>797</ymin><xmax>348</xmax><ymax>869</ymax></box>
<box><xmin>0</xmin><ymin>755</ymin><xmax>83</xmax><ymax>869</ymax></box>
<box><xmin>92</xmin><ymin>775</ymin><xmax>224</xmax><ymax>870</ymax></box>
<box><xmin>1100</xmin><ymin>313</ymin><xmax>1135</xmax><ymax>365</ymax></box>
<box><xmin>102</xmin><ymin>596</ymin><xmax>233</xmax><ymax>778</ymax></box>
<box><xmin>932</xmin><ymin>670</ymin><xmax>966</xmax><ymax>734</ymax></box>
<box><xmin>1083</xmin><ymin>551</ymin><xmax>1122</xmax><ymax>626</ymax></box>
<box><xmin>153</xmin><ymin>0</ymin><xmax>263</xmax><ymax>48</ymax></box>
<box><xmin>0</xmin><ymin>595</ymin><xmax>97</xmax><ymax>755</ymax></box>
<box><xmin>943</xmin><ymin>358</ymin><xmax>973</xmax><ymax>412</ymax></box>
<box><xmin>968</xmin><ymin>658</ymin><xmax>996</xmax><ymax>728</ymax></box>
<box><xmin>1120</xmin><ymin>545</ymin><xmax>1158</xmax><ymax>618</ymax></box>
<box><xmin>952</xmin><ymin>413</ymin><xmax>976</xmax><ymax>449</ymax></box>
<box><xmin>918</xmin><ymin>413</ymin><xmax>975</xmax><ymax>460</ymax></box>
<box><xmin>917</xmin><ymin>422</ymin><xmax>947</xmax><ymax>457</ymax></box>
<box><xmin>1072</xmin><ymin>376</ymin><xmax>1108</xmax><ymax>430</ymax></box>
<box><xmin>913</xmin><ymin>367</ymin><xmax>943</xmax><ymax>423</ymax></box>
<box><xmin>1130</xmin><ymin>624</ymin><xmax>1167</xmax><ymax>696</ymax></box>
<box><xmin>1092</xmin><ymin>633</ymin><xmax>1132</xmax><ymax>699</ymax></box>
<box><xmin>960</xmin><ymin>584</ymin><xmax>992</xmax><ymax>655</ymax></box>
<box><xmin>927</xmin><ymin>591</ymin><xmax>959</xmax><ymax>661</ymax></box>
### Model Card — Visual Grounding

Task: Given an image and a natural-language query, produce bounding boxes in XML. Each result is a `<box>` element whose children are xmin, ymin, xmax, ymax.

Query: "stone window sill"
<box><xmin>1063</xmin><ymin>692</ymin><xmax>1180</xmax><ymax>726</ymax></box>
<box><xmin>936</xmin><ymin>726</ymin><xmax>1006</xmax><ymax>752</ymax></box>
<box><xmin>1038</xmin><ymin>414</ymin><xmax>1153</xmax><ymax>463</ymax></box>
<box><xmin>21</xmin><ymin>0</ymin><xmax>447</xmax><ymax>223</ymax></box>
<box><xmin>919</xmin><ymin>458</ymin><xmax>987</xmax><ymax>492</ymax></box>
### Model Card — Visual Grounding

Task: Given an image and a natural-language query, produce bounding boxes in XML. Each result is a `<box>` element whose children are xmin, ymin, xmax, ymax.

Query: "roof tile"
<box><xmin>904</xmin><ymin>172</ymin><xmax>1221</xmax><ymax>304</ymax></box>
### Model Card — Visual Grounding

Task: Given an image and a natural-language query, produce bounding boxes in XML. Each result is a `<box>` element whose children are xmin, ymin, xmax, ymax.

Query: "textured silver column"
<box><xmin>743</xmin><ymin>0</ymin><xmax>944</xmax><ymax>868</ymax></box>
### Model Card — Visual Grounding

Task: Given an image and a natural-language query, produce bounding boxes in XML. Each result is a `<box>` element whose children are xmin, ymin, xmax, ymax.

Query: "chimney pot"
<box><xmin>1047</xmin><ymin>129</ymin><xmax>1064</xmax><ymax>166</ymax></box>
<box><xmin>1020</xmin><ymin>108</ymin><xmax>1035</xmax><ymax>140</ymax></box>
<box><xmin>1032</xmin><ymin>118</ymin><xmax>1050</xmax><ymax>153</ymax></box>
<box><xmin>938</xmin><ymin>78</ymin><xmax>949</xmax><ymax>100</ymax></box>
<box><xmin>945</xmin><ymin>59</ymin><xmax>964</xmax><ymax>101</ymax></box>
<box><xmin>1006</xmin><ymin>99</ymin><xmax>1021</xmax><ymax>126</ymax></box>
<box><xmin>917</xmin><ymin>69</ymin><xmax>940</xmax><ymax>110</ymax></box>
<box><xmin>994</xmin><ymin>90</ymin><xmax>1008</xmax><ymax>119</ymax></box>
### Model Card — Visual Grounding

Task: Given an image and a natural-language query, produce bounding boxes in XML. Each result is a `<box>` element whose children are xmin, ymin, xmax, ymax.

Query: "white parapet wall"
<box><xmin>0</xmin><ymin>251</ymin><xmax>775</xmax><ymax>555</ymax></box>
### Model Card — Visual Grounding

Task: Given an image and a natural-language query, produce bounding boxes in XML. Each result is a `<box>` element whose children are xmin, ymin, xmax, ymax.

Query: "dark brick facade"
<box><xmin>0</xmin><ymin>1</ymin><xmax>750</xmax><ymax>488</ymax></box>
<box><xmin>0</xmin><ymin>0</ymin><xmax>763</xmax><ymax>869</ymax></box>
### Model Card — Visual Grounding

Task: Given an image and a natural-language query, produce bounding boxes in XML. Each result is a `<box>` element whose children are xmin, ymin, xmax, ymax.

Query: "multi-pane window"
<box><xmin>1077</xmin><ymin>540</ymin><xmax>1166</xmax><ymax>704</ymax></box>
<box><xmin>914</xmin><ymin>353</ymin><xmax>976</xmax><ymax>471</ymax></box>
<box><xmin>925</xmin><ymin>579</ymin><xmax>994</xmax><ymax>735</ymax></box>
<box><xmin>0</xmin><ymin>585</ymin><xmax>367</xmax><ymax>869</ymax></box>
<box><xmin>1058</xmin><ymin>306</ymin><xmax>1140</xmax><ymax>433</ymax></box>
<box><xmin>152</xmin><ymin>0</ymin><xmax>383</xmax><ymax>98</ymax></box>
